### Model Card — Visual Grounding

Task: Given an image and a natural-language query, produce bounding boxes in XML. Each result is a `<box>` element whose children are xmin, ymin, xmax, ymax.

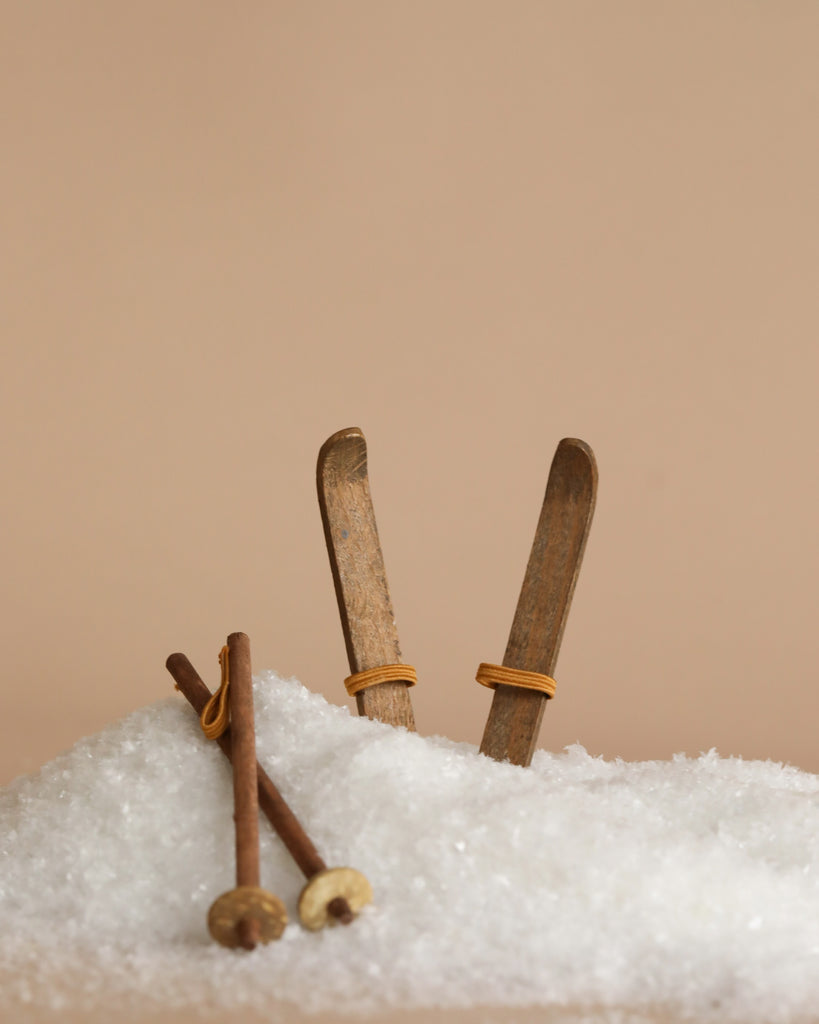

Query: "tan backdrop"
<box><xmin>2</xmin><ymin>1</ymin><xmax>818</xmax><ymax>785</ymax></box>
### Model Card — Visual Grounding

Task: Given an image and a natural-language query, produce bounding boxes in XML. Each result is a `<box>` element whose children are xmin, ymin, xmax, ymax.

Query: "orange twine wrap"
<box><xmin>200</xmin><ymin>645</ymin><xmax>232</xmax><ymax>739</ymax></box>
<box><xmin>344</xmin><ymin>664</ymin><xmax>418</xmax><ymax>697</ymax></box>
<box><xmin>475</xmin><ymin>662</ymin><xmax>556</xmax><ymax>698</ymax></box>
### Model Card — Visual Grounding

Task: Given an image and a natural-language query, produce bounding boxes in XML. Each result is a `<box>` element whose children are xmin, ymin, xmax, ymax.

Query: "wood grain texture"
<box><xmin>317</xmin><ymin>427</ymin><xmax>416</xmax><ymax>731</ymax></box>
<box><xmin>226</xmin><ymin>632</ymin><xmax>261</xmax><ymax>889</ymax></box>
<box><xmin>479</xmin><ymin>438</ymin><xmax>597</xmax><ymax>767</ymax></box>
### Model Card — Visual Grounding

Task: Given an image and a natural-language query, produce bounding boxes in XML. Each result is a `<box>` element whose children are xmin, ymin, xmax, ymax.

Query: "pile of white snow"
<box><xmin>1</xmin><ymin>672</ymin><xmax>818</xmax><ymax>1022</ymax></box>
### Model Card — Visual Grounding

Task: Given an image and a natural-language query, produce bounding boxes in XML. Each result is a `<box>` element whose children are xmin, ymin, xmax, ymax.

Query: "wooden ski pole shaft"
<box><xmin>479</xmin><ymin>439</ymin><xmax>597</xmax><ymax>767</ymax></box>
<box><xmin>229</xmin><ymin>633</ymin><xmax>260</xmax><ymax>900</ymax></box>
<box><xmin>167</xmin><ymin>651</ymin><xmax>371</xmax><ymax>928</ymax></box>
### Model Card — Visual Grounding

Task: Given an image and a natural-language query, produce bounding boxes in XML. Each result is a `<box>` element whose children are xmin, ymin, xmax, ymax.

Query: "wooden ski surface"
<box><xmin>317</xmin><ymin>427</ymin><xmax>416</xmax><ymax>731</ymax></box>
<box><xmin>479</xmin><ymin>438</ymin><xmax>597</xmax><ymax>766</ymax></box>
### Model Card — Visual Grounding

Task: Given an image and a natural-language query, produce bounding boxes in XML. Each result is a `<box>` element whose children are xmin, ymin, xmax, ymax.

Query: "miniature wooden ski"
<box><xmin>479</xmin><ymin>438</ymin><xmax>597</xmax><ymax>767</ymax></box>
<box><xmin>317</xmin><ymin>427</ymin><xmax>416</xmax><ymax>731</ymax></box>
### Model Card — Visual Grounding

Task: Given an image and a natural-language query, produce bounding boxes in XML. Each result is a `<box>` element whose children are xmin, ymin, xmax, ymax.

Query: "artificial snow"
<box><xmin>1</xmin><ymin>672</ymin><xmax>818</xmax><ymax>1022</ymax></box>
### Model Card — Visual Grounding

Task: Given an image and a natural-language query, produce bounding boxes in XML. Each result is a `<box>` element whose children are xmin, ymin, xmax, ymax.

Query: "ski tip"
<box><xmin>323</xmin><ymin>426</ymin><xmax>364</xmax><ymax>446</ymax></box>
<box><xmin>555</xmin><ymin>437</ymin><xmax>597</xmax><ymax>473</ymax></box>
<box><xmin>550</xmin><ymin>439</ymin><xmax>598</xmax><ymax>507</ymax></box>
<box><xmin>557</xmin><ymin>437</ymin><xmax>594</xmax><ymax>457</ymax></box>
<box><xmin>317</xmin><ymin>427</ymin><xmax>368</xmax><ymax>482</ymax></box>
<box><xmin>318</xmin><ymin>426</ymin><xmax>364</xmax><ymax>460</ymax></box>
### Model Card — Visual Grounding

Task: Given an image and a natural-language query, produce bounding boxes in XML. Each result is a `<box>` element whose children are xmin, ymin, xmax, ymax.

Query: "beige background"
<box><xmin>2</xmin><ymin>1</ymin><xmax>818</xmax><ymax>787</ymax></box>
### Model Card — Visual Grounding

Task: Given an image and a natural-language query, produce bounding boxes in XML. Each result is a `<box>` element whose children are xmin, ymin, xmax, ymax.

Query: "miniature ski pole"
<box><xmin>201</xmin><ymin>632</ymin><xmax>287</xmax><ymax>948</ymax></box>
<box><xmin>167</xmin><ymin>650</ymin><xmax>372</xmax><ymax>930</ymax></box>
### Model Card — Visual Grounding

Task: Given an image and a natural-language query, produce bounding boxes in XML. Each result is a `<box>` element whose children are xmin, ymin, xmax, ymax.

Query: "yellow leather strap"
<box><xmin>344</xmin><ymin>664</ymin><xmax>418</xmax><ymax>697</ymax></box>
<box><xmin>200</xmin><ymin>645</ymin><xmax>231</xmax><ymax>739</ymax></box>
<box><xmin>475</xmin><ymin>662</ymin><xmax>556</xmax><ymax>698</ymax></box>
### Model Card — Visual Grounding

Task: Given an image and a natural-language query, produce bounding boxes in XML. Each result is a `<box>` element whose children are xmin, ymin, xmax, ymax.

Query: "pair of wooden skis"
<box><xmin>317</xmin><ymin>427</ymin><xmax>597</xmax><ymax>768</ymax></box>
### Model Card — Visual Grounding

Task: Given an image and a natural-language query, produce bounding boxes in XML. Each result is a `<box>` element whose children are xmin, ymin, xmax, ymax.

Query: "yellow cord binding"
<box><xmin>200</xmin><ymin>645</ymin><xmax>232</xmax><ymax>739</ymax></box>
<box><xmin>475</xmin><ymin>662</ymin><xmax>556</xmax><ymax>698</ymax></box>
<box><xmin>344</xmin><ymin>664</ymin><xmax>418</xmax><ymax>697</ymax></box>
